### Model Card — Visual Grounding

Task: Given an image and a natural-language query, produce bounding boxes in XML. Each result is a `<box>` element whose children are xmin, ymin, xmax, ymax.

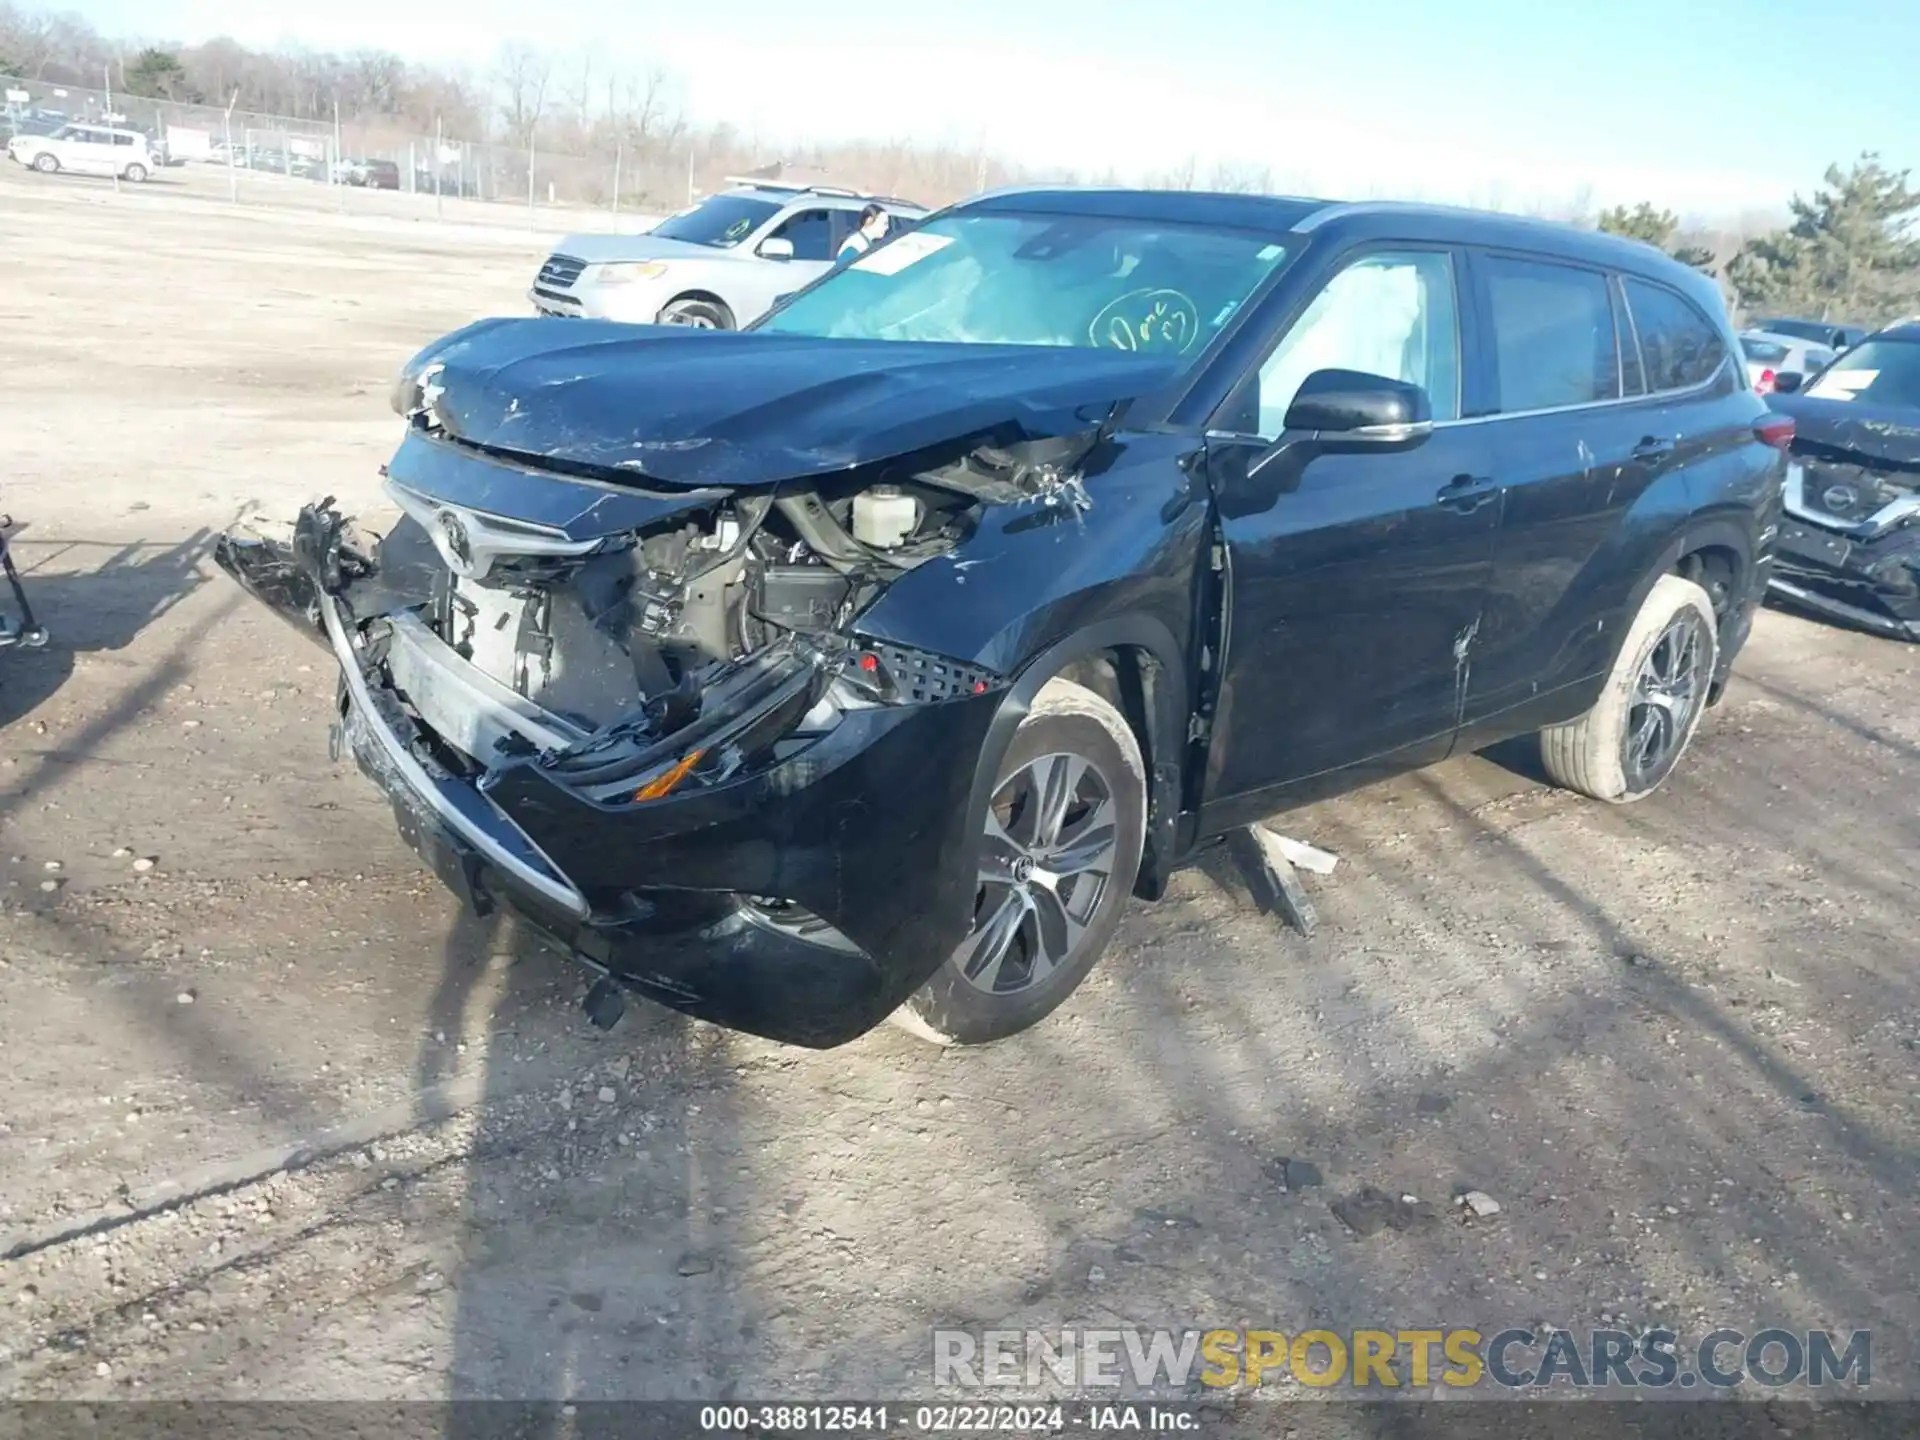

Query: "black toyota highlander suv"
<box><xmin>217</xmin><ymin>188</ymin><xmax>1788</xmax><ymax>1049</ymax></box>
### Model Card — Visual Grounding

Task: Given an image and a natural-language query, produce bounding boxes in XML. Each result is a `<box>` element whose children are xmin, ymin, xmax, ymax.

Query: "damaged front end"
<box><xmin>213</xmin><ymin>412</ymin><xmax>1132</xmax><ymax>1046</ymax></box>
<box><xmin>1769</xmin><ymin>412</ymin><xmax>1920</xmax><ymax>640</ymax></box>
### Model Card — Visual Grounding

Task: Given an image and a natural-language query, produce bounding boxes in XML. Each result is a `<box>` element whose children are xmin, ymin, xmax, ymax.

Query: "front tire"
<box><xmin>123</xmin><ymin>162</ymin><xmax>148</xmax><ymax>183</ymax></box>
<box><xmin>656</xmin><ymin>296</ymin><xmax>734</xmax><ymax>330</ymax></box>
<box><xmin>31</xmin><ymin>153</ymin><xmax>58</xmax><ymax>174</ymax></box>
<box><xmin>892</xmin><ymin>678</ymin><xmax>1145</xmax><ymax>1046</ymax></box>
<box><xmin>1539</xmin><ymin>572</ymin><xmax>1719</xmax><ymax>803</ymax></box>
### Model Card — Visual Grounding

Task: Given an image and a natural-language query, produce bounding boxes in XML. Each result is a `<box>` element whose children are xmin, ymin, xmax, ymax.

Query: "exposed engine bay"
<box><xmin>300</xmin><ymin>419</ymin><xmax>1120</xmax><ymax>811</ymax></box>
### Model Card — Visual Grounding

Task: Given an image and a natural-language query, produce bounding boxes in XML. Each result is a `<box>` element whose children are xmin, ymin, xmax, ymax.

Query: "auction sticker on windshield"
<box><xmin>853</xmin><ymin>231</ymin><xmax>955</xmax><ymax>276</ymax></box>
<box><xmin>1808</xmin><ymin>368</ymin><xmax>1877</xmax><ymax>400</ymax></box>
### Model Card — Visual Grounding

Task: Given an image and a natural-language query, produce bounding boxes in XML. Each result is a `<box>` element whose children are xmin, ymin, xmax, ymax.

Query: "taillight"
<box><xmin>1754</xmin><ymin>415</ymin><xmax>1795</xmax><ymax>450</ymax></box>
<box><xmin>1755</xmin><ymin>368</ymin><xmax>1776</xmax><ymax>394</ymax></box>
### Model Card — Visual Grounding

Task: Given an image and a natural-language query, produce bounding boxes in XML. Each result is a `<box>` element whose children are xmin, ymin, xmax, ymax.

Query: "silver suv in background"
<box><xmin>529</xmin><ymin>179</ymin><xmax>928</xmax><ymax>330</ymax></box>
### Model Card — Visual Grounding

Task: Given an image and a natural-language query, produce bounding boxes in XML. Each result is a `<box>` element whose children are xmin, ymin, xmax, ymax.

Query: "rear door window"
<box><xmin>1623</xmin><ymin>279</ymin><xmax>1727</xmax><ymax>392</ymax></box>
<box><xmin>1483</xmin><ymin>254</ymin><xmax>1620</xmax><ymax>412</ymax></box>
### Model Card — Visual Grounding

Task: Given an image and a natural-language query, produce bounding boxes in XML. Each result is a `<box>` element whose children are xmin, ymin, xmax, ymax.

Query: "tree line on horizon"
<box><xmin>3</xmin><ymin>3</ymin><xmax>1915</xmax><ymax>324</ymax></box>
<box><xmin>1596</xmin><ymin>156</ymin><xmax>1920</xmax><ymax>326</ymax></box>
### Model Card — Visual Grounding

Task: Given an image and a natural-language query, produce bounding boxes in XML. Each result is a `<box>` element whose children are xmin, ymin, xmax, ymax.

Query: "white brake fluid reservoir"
<box><xmin>851</xmin><ymin>486</ymin><xmax>920</xmax><ymax>548</ymax></box>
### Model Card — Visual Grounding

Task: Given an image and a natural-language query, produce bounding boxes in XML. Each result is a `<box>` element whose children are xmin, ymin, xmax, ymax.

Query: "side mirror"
<box><xmin>1219</xmin><ymin>370</ymin><xmax>1435</xmax><ymax>511</ymax></box>
<box><xmin>1281</xmin><ymin>368</ymin><xmax>1433</xmax><ymax>441</ymax></box>
<box><xmin>758</xmin><ymin>237</ymin><xmax>794</xmax><ymax>261</ymax></box>
<box><xmin>1773</xmin><ymin>371</ymin><xmax>1804</xmax><ymax>394</ymax></box>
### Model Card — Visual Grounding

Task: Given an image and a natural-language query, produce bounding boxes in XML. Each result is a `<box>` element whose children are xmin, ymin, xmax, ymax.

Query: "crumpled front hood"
<box><xmin>397</xmin><ymin>317</ymin><xmax>1183</xmax><ymax>487</ymax></box>
<box><xmin>1770</xmin><ymin>393</ymin><xmax>1920</xmax><ymax>472</ymax></box>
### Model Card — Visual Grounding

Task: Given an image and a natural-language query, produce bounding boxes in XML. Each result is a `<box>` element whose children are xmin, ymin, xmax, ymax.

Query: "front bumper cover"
<box><xmin>1765</xmin><ymin>463</ymin><xmax>1920</xmax><ymax>641</ymax></box>
<box><xmin>227</xmin><ymin>508</ymin><xmax>1000</xmax><ymax>1048</ymax></box>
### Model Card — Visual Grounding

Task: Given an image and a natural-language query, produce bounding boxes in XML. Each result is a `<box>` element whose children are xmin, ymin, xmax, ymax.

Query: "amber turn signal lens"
<box><xmin>633</xmin><ymin>748</ymin><xmax>706</xmax><ymax>802</ymax></box>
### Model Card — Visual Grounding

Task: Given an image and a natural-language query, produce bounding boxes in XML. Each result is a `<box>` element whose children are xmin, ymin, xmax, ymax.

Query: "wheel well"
<box><xmin>1673</xmin><ymin>544</ymin><xmax>1740</xmax><ymax>626</ymax></box>
<box><xmin>1056</xmin><ymin>646</ymin><xmax>1169</xmax><ymax>891</ymax></box>
<box><xmin>1057</xmin><ymin>648</ymin><xmax>1157</xmax><ymax>770</ymax></box>
<box><xmin>661</xmin><ymin>291</ymin><xmax>734</xmax><ymax>324</ymax></box>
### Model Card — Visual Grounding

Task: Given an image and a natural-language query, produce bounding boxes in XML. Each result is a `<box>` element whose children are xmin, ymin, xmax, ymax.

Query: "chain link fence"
<box><xmin>2</xmin><ymin>73</ymin><xmax>679</xmax><ymax>231</ymax></box>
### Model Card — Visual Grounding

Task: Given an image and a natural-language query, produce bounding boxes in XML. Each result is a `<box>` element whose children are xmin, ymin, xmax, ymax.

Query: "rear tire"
<box><xmin>1539</xmin><ymin>573</ymin><xmax>1719</xmax><ymax>803</ymax></box>
<box><xmin>31</xmin><ymin>153</ymin><xmax>58</xmax><ymax>174</ymax></box>
<box><xmin>891</xmin><ymin>678</ymin><xmax>1145</xmax><ymax>1046</ymax></box>
<box><xmin>656</xmin><ymin>296</ymin><xmax>734</xmax><ymax>330</ymax></box>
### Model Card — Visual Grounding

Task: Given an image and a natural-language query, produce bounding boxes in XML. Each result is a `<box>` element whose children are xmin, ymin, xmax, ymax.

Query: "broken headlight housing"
<box><xmin>530</xmin><ymin>636</ymin><xmax>1001</xmax><ymax>806</ymax></box>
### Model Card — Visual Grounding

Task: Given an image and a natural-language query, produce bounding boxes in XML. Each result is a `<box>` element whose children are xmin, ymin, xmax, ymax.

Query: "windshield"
<box><xmin>1803</xmin><ymin>339</ymin><xmax>1920</xmax><ymax>408</ymax></box>
<box><xmin>1741</xmin><ymin>338</ymin><xmax>1789</xmax><ymax>364</ymax></box>
<box><xmin>756</xmin><ymin>211</ymin><xmax>1293</xmax><ymax>359</ymax></box>
<box><xmin>650</xmin><ymin>194</ymin><xmax>782</xmax><ymax>249</ymax></box>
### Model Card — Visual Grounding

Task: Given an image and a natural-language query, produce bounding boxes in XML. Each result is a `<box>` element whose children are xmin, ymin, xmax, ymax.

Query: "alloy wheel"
<box><xmin>956</xmin><ymin>751</ymin><xmax>1119</xmax><ymax>997</ymax></box>
<box><xmin>1621</xmin><ymin>611</ymin><xmax>1705</xmax><ymax>789</ymax></box>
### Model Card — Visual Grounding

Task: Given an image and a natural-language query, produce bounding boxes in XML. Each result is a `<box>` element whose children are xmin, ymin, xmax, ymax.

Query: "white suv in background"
<box><xmin>7</xmin><ymin>124</ymin><xmax>156</xmax><ymax>182</ymax></box>
<box><xmin>530</xmin><ymin>179</ymin><xmax>928</xmax><ymax>330</ymax></box>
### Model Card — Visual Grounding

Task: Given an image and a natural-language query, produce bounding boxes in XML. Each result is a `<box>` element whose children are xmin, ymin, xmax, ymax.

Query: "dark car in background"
<box><xmin>336</xmin><ymin>157</ymin><xmax>401</xmax><ymax>189</ymax></box>
<box><xmin>217</xmin><ymin>189</ymin><xmax>1785</xmax><ymax>1050</ymax></box>
<box><xmin>1766</xmin><ymin>323</ymin><xmax>1920</xmax><ymax>638</ymax></box>
<box><xmin>1752</xmin><ymin>316</ymin><xmax>1870</xmax><ymax>354</ymax></box>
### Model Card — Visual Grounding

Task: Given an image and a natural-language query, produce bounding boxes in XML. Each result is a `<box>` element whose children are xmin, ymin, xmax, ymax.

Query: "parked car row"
<box><xmin>222</xmin><ymin>185</ymin><xmax>1795</xmax><ymax>1051</ymax></box>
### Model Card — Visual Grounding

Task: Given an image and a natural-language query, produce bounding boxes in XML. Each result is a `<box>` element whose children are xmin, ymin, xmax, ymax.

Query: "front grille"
<box><xmin>535</xmin><ymin>254</ymin><xmax>587</xmax><ymax>290</ymax></box>
<box><xmin>1797</xmin><ymin>459</ymin><xmax>1915</xmax><ymax>527</ymax></box>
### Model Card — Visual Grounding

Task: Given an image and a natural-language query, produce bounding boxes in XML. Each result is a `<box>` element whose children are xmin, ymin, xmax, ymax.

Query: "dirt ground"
<box><xmin>2</xmin><ymin>162</ymin><xmax>1918</xmax><ymax>1417</ymax></box>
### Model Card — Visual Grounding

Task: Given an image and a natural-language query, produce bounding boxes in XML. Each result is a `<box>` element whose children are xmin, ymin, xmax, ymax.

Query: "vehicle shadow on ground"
<box><xmin>0</xmin><ymin>530</ymin><xmax>218</xmax><ymax>737</ymax></box>
<box><xmin>688</xmin><ymin>646</ymin><xmax>1915</xmax><ymax>1410</ymax></box>
<box><xmin>376</xmin><ymin>628</ymin><xmax>1919</xmax><ymax>1426</ymax></box>
<box><xmin>423</xmin><ymin>906</ymin><xmax>754</xmax><ymax>1430</ymax></box>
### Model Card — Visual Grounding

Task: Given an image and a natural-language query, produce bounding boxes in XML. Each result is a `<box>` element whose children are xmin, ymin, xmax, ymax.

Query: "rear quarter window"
<box><xmin>1625</xmin><ymin>279</ymin><xmax>1727</xmax><ymax>392</ymax></box>
<box><xmin>1484</xmin><ymin>254</ymin><xmax>1621</xmax><ymax>412</ymax></box>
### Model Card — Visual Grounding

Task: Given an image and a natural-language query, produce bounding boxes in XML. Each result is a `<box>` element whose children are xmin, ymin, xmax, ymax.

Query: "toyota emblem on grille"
<box><xmin>436</xmin><ymin>509</ymin><xmax>476</xmax><ymax>575</ymax></box>
<box><xmin>1821</xmin><ymin>484</ymin><xmax>1858</xmax><ymax>513</ymax></box>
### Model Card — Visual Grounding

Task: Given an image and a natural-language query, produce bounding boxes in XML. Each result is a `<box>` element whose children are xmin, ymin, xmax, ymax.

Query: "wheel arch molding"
<box><xmin>968</xmin><ymin>615</ymin><xmax>1191</xmax><ymax>904</ymax></box>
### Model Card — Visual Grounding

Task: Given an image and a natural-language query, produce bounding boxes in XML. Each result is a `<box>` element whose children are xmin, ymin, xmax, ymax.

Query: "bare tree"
<box><xmin>494</xmin><ymin>39</ymin><xmax>550</xmax><ymax>147</ymax></box>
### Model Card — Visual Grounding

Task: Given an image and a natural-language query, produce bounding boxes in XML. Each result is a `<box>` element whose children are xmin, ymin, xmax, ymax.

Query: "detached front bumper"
<box><xmin>1766</xmin><ymin>467</ymin><xmax>1920</xmax><ymax>641</ymax></box>
<box><xmin>228</xmin><ymin>517</ymin><xmax>999</xmax><ymax>1048</ymax></box>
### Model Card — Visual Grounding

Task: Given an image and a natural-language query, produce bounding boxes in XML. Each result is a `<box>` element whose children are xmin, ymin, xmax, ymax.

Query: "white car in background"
<box><xmin>6</xmin><ymin>123</ymin><xmax>156</xmax><ymax>182</ymax></box>
<box><xmin>1739</xmin><ymin>330</ymin><xmax>1836</xmax><ymax>395</ymax></box>
<box><xmin>530</xmin><ymin>179</ymin><xmax>928</xmax><ymax>330</ymax></box>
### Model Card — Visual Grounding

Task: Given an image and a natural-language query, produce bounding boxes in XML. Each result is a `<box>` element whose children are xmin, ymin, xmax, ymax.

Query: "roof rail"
<box><xmin>723</xmin><ymin>175</ymin><xmax>865</xmax><ymax>199</ymax></box>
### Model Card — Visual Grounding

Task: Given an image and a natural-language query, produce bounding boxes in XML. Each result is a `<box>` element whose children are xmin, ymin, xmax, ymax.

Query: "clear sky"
<box><xmin>58</xmin><ymin>0</ymin><xmax>1919</xmax><ymax>220</ymax></box>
